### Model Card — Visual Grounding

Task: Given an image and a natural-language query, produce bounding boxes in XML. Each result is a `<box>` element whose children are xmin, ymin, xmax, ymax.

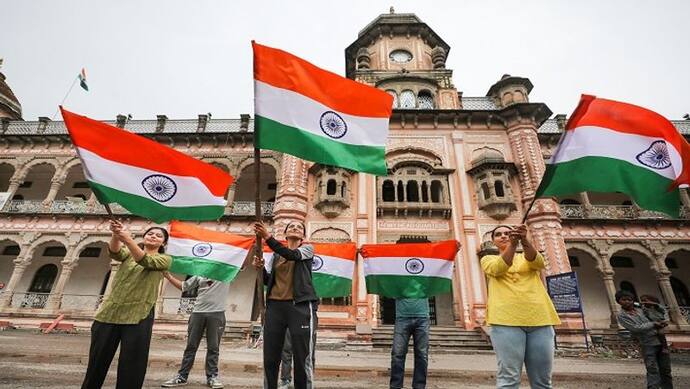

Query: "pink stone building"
<box><xmin>0</xmin><ymin>12</ymin><xmax>689</xmax><ymax>344</ymax></box>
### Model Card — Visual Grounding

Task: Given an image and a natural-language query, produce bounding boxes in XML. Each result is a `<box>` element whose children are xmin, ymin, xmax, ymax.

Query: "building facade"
<box><xmin>1</xmin><ymin>12</ymin><xmax>689</xmax><ymax>337</ymax></box>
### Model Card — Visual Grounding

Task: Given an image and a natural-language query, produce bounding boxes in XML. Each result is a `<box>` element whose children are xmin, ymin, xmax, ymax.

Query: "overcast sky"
<box><xmin>3</xmin><ymin>0</ymin><xmax>690</xmax><ymax>121</ymax></box>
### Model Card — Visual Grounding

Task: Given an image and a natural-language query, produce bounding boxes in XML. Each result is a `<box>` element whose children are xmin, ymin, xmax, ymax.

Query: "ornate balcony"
<box><xmin>1</xmin><ymin>199</ymin><xmax>274</xmax><ymax>218</ymax></box>
<box><xmin>377</xmin><ymin>201</ymin><xmax>452</xmax><ymax>218</ymax></box>
<box><xmin>559</xmin><ymin>204</ymin><xmax>690</xmax><ymax>220</ymax></box>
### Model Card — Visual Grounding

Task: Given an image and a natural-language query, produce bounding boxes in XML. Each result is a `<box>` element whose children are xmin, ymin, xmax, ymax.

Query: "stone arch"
<box><xmin>235</xmin><ymin>155</ymin><xmax>281</xmax><ymax>179</ymax></box>
<box><xmin>609</xmin><ymin>244</ymin><xmax>657</xmax><ymax>271</ymax></box>
<box><xmin>471</xmin><ymin>146</ymin><xmax>504</xmax><ymax>162</ymax></box>
<box><xmin>56</xmin><ymin>157</ymin><xmax>83</xmax><ymax>181</ymax></box>
<box><xmin>310</xmin><ymin>227</ymin><xmax>351</xmax><ymax>243</ymax></box>
<box><xmin>566</xmin><ymin>243</ymin><xmax>603</xmax><ymax>271</ymax></box>
<box><xmin>23</xmin><ymin>235</ymin><xmax>70</xmax><ymax>263</ymax></box>
<box><xmin>73</xmin><ymin>236</ymin><xmax>111</xmax><ymax>264</ymax></box>
<box><xmin>0</xmin><ymin>161</ymin><xmax>17</xmax><ymax>191</ymax></box>
<box><xmin>16</xmin><ymin>158</ymin><xmax>60</xmax><ymax>179</ymax></box>
<box><xmin>202</xmin><ymin>159</ymin><xmax>233</xmax><ymax>174</ymax></box>
<box><xmin>386</xmin><ymin>147</ymin><xmax>444</xmax><ymax>169</ymax></box>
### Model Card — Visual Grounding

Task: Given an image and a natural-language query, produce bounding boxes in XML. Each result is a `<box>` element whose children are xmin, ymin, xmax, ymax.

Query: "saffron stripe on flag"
<box><xmin>253</xmin><ymin>42</ymin><xmax>392</xmax><ymax>118</ymax></box>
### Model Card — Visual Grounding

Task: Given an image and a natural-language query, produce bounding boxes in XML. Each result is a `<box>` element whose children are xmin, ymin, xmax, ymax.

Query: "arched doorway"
<box><xmin>566</xmin><ymin>248</ymin><xmax>612</xmax><ymax>329</ymax></box>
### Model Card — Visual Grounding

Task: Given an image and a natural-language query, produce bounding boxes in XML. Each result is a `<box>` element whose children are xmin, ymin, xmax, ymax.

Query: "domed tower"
<box><xmin>345</xmin><ymin>9</ymin><xmax>459</xmax><ymax>109</ymax></box>
<box><xmin>0</xmin><ymin>59</ymin><xmax>22</xmax><ymax>119</ymax></box>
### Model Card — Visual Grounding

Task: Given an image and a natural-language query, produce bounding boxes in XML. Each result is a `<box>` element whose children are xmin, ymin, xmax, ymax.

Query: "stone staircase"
<box><xmin>372</xmin><ymin>325</ymin><xmax>493</xmax><ymax>351</ymax></box>
<box><xmin>222</xmin><ymin>321</ymin><xmax>253</xmax><ymax>341</ymax></box>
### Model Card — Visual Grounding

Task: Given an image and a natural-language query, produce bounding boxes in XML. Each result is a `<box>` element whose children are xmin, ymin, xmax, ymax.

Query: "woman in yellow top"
<box><xmin>81</xmin><ymin>220</ymin><xmax>171</xmax><ymax>389</ymax></box>
<box><xmin>481</xmin><ymin>224</ymin><xmax>560</xmax><ymax>389</ymax></box>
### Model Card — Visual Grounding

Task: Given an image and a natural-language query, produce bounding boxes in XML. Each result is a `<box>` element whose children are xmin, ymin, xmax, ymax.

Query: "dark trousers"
<box><xmin>280</xmin><ymin>330</ymin><xmax>293</xmax><ymax>383</ymax></box>
<box><xmin>390</xmin><ymin>317</ymin><xmax>430</xmax><ymax>389</ymax></box>
<box><xmin>642</xmin><ymin>344</ymin><xmax>673</xmax><ymax>389</ymax></box>
<box><xmin>178</xmin><ymin>311</ymin><xmax>227</xmax><ymax>379</ymax></box>
<box><xmin>263</xmin><ymin>300</ymin><xmax>318</xmax><ymax>389</ymax></box>
<box><xmin>81</xmin><ymin>309</ymin><xmax>155</xmax><ymax>389</ymax></box>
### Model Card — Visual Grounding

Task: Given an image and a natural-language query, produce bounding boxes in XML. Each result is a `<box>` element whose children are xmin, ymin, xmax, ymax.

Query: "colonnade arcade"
<box><xmin>567</xmin><ymin>241</ymin><xmax>690</xmax><ymax>330</ymax></box>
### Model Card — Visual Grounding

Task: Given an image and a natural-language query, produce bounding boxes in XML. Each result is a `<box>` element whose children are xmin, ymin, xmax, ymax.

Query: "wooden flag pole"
<box><xmin>254</xmin><ymin>137</ymin><xmax>266</xmax><ymax>324</ymax></box>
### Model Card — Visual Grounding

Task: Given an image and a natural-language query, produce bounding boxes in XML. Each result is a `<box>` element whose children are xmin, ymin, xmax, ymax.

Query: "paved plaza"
<box><xmin>1</xmin><ymin>329</ymin><xmax>690</xmax><ymax>388</ymax></box>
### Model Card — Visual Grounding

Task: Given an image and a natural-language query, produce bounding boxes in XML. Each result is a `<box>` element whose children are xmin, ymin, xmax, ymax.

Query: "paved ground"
<box><xmin>1</xmin><ymin>329</ymin><xmax>689</xmax><ymax>388</ymax></box>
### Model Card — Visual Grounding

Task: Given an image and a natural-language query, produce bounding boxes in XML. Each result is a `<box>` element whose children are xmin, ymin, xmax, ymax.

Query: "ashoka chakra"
<box><xmin>141</xmin><ymin>174</ymin><xmax>177</xmax><ymax>202</ymax></box>
<box><xmin>319</xmin><ymin>111</ymin><xmax>348</xmax><ymax>139</ymax></box>
<box><xmin>405</xmin><ymin>258</ymin><xmax>425</xmax><ymax>274</ymax></box>
<box><xmin>312</xmin><ymin>255</ymin><xmax>324</xmax><ymax>271</ymax></box>
<box><xmin>192</xmin><ymin>243</ymin><xmax>213</xmax><ymax>257</ymax></box>
<box><xmin>636</xmin><ymin>140</ymin><xmax>672</xmax><ymax>170</ymax></box>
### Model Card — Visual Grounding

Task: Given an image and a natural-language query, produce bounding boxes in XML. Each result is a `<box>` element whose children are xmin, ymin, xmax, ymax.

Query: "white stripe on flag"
<box><xmin>364</xmin><ymin>257</ymin><xmax>453</xmax><ymax>278</ymax></box>
<box><xmin>314</xmin><ymin>255</ymin><xmax>354</xmax><ymax>279</ymax></box>
<box><xmin>254</xmin><ymin>80</ymin><xmax>389</xmax><ymax>147</ymax></box>
<box><xmin>167</xmin><ymin>237</ymin><xmax>248</xmax><ymax>267</ymax></box>
<box><xmin>553</xmin><ymin>126</ymin><xmax>682</xmax><ymax>180</ymax></box>
<box><xmin>78</xmin><ymin>147</ymin><xmax>226</xmax><ymax>207</ymax></box>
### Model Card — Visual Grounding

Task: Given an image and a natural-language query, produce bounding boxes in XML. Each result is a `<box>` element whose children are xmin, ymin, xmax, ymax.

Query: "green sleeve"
<box><xmin>138</xmin><ymin>253</ymin><xmax>172</xmax><ymax>270</ymax></box>
<box><xmin>108</xmin><ymin>247</ymin><xmax>130</xmax><ymax>262</ymax></box>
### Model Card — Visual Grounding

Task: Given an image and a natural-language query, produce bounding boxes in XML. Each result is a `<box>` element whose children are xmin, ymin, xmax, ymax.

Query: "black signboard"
<box><xmin>546</xmin><ymin>271</ymin><xmax>582</xmax><ymax>313</ymax></box>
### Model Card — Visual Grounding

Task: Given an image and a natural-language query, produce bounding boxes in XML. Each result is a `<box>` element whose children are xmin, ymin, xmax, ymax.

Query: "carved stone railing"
<box><xmin>680</xmin><ymin>306</ymin><xmax>690</xmax><ymax>324</ymax></box>
<box><xmin>228</xmin><ymin>201</ymin><xmax>274</xmax><ymax>217</ymax></box>
<box><xmin>560</xmin><ymin>204</ymin><xmax>690</xmax><ymax>220</ymax></box>
<box><xmin>161</xmin><ymin>297</ymin><xmax>196</xmax><ymax>315</ymax></box>
<box><xmin>60</xmin><ymin>294</ymin><xmax>104</xmax><ymax>311</ymax></box>
<box><xmin>11</xmin><ymin>292</ymin><xmax>50</xmax><ymax>309</ymax></box>
<box><xmin>1</xmin><ymin>199</ymin><xmax>275</xmax><ymax>217</ymax></box>
<box><xmin>377</xmin><ymin>202</ymin><xmax>452</xmax><ymax>218</ymax></box>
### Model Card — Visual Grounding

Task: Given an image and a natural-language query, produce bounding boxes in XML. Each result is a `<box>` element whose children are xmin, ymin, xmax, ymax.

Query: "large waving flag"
<box><xmin>61</xmin><ymin>107</ymin><xmax>233</xmax><ymax>222</ymax></box>
<box><xmin>360</xmin><ymin>240</ymin><xmax>457</xmax><ymax>298</ymax></box>
<box><xmin>536</xmin><ymin>95</ymin><xmax>690</xmax><ymax>217</ymax></box>
<box><xmin>167</xmin><ymin>221</ymin><xmax>254</xmax><ymax>282</ymax></box>
<box><xmin>253</xmin><ymin>42</ymin><xmax>393</xmax><ymax>175</ymax></box>
<box><xmin>311</xmin><ymin>242</ymin><xmax>356</xmax><ymax>298</ymax></box>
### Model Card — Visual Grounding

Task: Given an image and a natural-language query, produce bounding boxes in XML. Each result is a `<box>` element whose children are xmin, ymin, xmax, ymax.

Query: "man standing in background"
<box><xmin>389</xmin><ymin>298</ymin><xmax>430</xmax><ymax>389</ymax></box>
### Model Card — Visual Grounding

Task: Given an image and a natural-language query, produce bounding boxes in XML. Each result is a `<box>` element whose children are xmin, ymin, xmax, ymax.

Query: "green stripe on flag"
<box><xmin>536</xmin><ymin>156</ymin><xmax>681</xmax><ymax>217</ymax></box>
<box><xmin>313</xmin><ymin>273</ymin><xmax>352</xmax><ymax>298</ymax></box>
<box><xmin>365</xmin><ymin>275</ymin><xmax>452</xmax><ymax>298</ymax></box>
<box><xmin>89</xmin><ymin>181</ymin><xmax>225</xmax><ymax>223</ymax></box>
<box><xmin>255</xmin><ymin>115</ymin><xmax>387</xmax><ymax>176</ymax></box>
<box><xmin>169</xmin><ymin>256</ymin><xmax>240</xmax><ymax>283</ymax></box>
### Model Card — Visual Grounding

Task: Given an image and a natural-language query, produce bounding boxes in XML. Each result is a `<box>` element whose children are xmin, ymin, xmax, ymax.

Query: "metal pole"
<box><xmin>254</xmin><ymin>140</ymin><xmax>265</xmax><ymax>324</ymax></box>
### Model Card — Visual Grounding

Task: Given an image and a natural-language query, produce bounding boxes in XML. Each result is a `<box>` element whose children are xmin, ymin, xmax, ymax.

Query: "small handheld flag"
<box><xmin>78</xmin><ymin>68</ymin><xmax>88</xmax><ymax>91</ymax></box>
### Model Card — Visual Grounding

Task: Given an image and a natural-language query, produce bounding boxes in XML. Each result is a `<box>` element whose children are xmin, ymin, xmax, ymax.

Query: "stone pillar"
<box><xmin>601</xmin><ymin>268</ymin><xmax>620</xmax><ymax>328</ymax></box>
<box><xmin>680</xmin><ymin>189</ymin><xmax>690</xmax><ymax>207</ymax></box>
<box><xmin>43</xmin><ymin>177</ymin><xmax>65</xmax><ymax>205</ymax></box>
<box><xmin>45</xmin><ymin>257</ymin><xmax>78</xmax><ymax>312</ymax></box>
<box><xmin>506</xmin><ymin>124</ymin><xmax>570</xmax><ymax>275</ymax></box>
<box><xmin>101</xmin><ymin>260</ymin><xmax>121</xmax><ymax>301</ymax></box>
<box><xmin>643</xmin><ymin>240</ymin><xmax>687</xmax><ymax>327</ymax></box>
<box><xmin>0</xmin><ymin>257</ymin><xmax>29</xmax><ymax>309</ymax></box>
<box><xmin>6</xmin><ymin>177</ymin><xmax>23</xmax><ymax>200</ymax></box>
<box><xmin>271</xmin><ymin>155</ymin><xmax>309</xmax><ymax>237</ymax></box>
<box><xmin>155</xmin><ymin>279</ymin><xmax>166</xmax><ymax>317</ymax></box>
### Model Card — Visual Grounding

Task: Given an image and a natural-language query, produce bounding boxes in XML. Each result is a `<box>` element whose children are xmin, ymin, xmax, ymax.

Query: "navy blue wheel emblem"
<box><xmin>319</xmin><ymin>111</ymin><xmax>348</xmax><ymax>139</ymax></box>
<box><xmin>405</xmin><ymin>258</ymin><xmax>424</xmax><ymax>274</ymax></box>
<box><xmin>636</xmin><ymin>140</ymin><xmax>672</xmax><ymax>170</ymax></box>
<box><xmin>192</xmin><ymin>243</ymin><xmax>213</xmax><ymax>257</ymax></box>
<box><xmin>141</xmin><ymin>174</ymin><xmax>177</xmax><ymax>202</ymax></box>
<box><xmin>312</xmin><ymin>255</ymin><xmax>324</xmax><ymax>271</ymax></box>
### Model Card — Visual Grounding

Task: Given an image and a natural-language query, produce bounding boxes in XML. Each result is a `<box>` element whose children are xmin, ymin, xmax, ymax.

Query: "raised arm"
<box><xmin>164</xmin><ymin>272</ymin><xmax>183</xmax><ymax>290</ymax></box>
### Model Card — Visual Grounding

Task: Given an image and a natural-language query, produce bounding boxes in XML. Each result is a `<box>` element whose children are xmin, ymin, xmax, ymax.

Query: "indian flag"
<box><xmin>311</xmin><ymin>242</ymin><xmax>356</xmax><ymax>298</ymax></box>
<box><xmin>61</xmin><ymin>107</ymin><xmax>233</xmax><ymax>223</ymax></box>
<box><xmin>536</xmin><ymin>95</ymin><xmax>690</xmax><ymax>217</ymax></box>
<box><xmin>360</xmin><ymin>240</ymin><xmax>457</xmax><ymax>298</ymax></box>
<box><xmin>167</xmin><ymin>221</ymin><xmax>253</xmax><ymax>282</ymax></box>
<box><xmin>253</xmin><ymin>42</ymin><xmax>393</xmax><ymax>176</ymax></box>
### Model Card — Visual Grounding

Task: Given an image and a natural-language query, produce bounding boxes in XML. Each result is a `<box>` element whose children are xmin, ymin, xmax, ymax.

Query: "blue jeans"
<box><xmin>390</xmin><ymin>317</ymin><xmax>429</xmax><ymax>389</ymax></box>
<box><xmin>490</xmin><ymin>325</ymin><xmax>555</xmax><ymax>389</ymax></box>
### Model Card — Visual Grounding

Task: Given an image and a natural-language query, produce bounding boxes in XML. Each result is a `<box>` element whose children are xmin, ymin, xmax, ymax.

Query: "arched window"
<box><xmin>326</xmin><ymin>179</ymin><xmax>337</xmax><ymax>195</ymax></box>
<box><xmin>495</xmin><ymin>181</ymin><xmax>505</xmax><ymax>197</ymax></box>
<box><xmin>406</xmin><ymin>181</ymin><xmax>419</xmax><ymax>202</ymax></box>
<box><xmin>386</xmin><ymin>90</ymin><xmax>398</xmax><ymax>109</ymax></box>
<box><xmin>397</xmin><ymin>181</ymin><xmax>405</xmax><ymax>202</ymax></box>
<box><xmin>382</xmin><ymin>180</ymin><xmax>395</xmax><ymax>202</ymax></box>
<box><xmin>399</xmin><ymin>90</ymin><xmax>416</xmax><ymax>108</ymax></box>
<box><xmin>620</xmin><ymin>281</ymin><xmax>638</xmax><ymax>301</ymax></box>
<box><xmin>421</xmin><ymin>181</ymin><xmax>429</xmax><ymax>202</ymax></box>
<box><xmin>431</xmin><ymin>181</ymin><xmax>443</xmax><ymax>203</ymax></box>
<box><xmin>341</xmin><ymin>181</ymin><xmax>346</xmax><ymax>198</ymax></box>
<box><xmin>481</xmin><ymin>183</ymin><xmax>490</xmax><ymax>200</ymax></box>
<box><xmin>28</xmin><ymin>264</ymin><xmax>58</xmax><ymax>293</ymax></box>
<box><xmin>417</xmin><ymin>90</ymin><xmax>434</xmax><ymax>109</ymax></box>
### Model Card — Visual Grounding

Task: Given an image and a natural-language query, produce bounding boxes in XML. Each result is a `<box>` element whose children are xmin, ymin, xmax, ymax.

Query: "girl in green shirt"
<box><xmin>81</xmin><ymin>220</ymin><xmax>171</xmax><ymax>389</ymax></box>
